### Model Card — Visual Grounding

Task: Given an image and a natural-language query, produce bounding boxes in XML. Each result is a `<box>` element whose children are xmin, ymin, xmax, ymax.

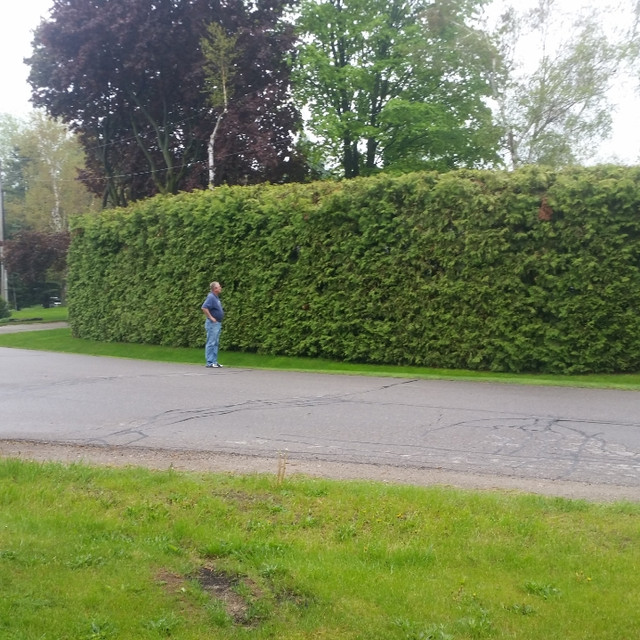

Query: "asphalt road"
<box><xmin>1</xmin><ymin>343</ymin><xmax>640</xmax><ymax>501</ymax></box>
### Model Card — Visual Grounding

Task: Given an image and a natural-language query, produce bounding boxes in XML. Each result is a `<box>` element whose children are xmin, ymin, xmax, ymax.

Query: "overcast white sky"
<box><xmin>0</xmin><ymin>0</ymin><xmax>52</xmax><ymax>117</ymax></box>
<box><xmin>1</xmin><ymin>0</ymin><xmax>639</xmax><ymax>164</ymax></box>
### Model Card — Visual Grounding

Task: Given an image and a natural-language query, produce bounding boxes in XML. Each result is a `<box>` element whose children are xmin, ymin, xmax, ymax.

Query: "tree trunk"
<box><xmin>208</xmin><ymin>109</ymin><xmax>226</xmax><ymax>190</ymax></box>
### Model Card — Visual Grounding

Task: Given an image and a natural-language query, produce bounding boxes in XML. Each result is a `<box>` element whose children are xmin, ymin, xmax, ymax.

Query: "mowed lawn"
<box><xmin>1</xmin><ymin>460</ymin><xmax>639</xmax><ymax>639</ymax></box>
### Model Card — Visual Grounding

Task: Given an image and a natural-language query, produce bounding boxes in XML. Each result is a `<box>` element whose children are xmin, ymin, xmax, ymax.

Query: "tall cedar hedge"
<box><xmin>68</xmin><ymin>165</ymin><xmax>640</xmax><ymax>374</ymax></box>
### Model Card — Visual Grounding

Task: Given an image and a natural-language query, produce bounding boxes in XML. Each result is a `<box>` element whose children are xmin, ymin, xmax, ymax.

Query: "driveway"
<box><xmin>2</xmin><ymin>342</ymin><xmax>640</xmax><ymax>502</ymax></box>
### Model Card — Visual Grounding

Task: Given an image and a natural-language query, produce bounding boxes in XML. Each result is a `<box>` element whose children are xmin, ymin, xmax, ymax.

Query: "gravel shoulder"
<box><xmin>2</xmin><ymin>439</ymin><xmax>638</xmax><ymax>503</ymax></box>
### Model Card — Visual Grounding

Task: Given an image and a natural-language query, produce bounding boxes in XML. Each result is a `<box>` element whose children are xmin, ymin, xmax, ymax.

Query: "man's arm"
<box><xmin>201</xmin><ymin>306</ymin><xmax>217</xmax><ymax>322</ymax></box>
<box><xmin>201</xmin><ymin>295</ymin><xmax>217</xmax><ymax>322</ymax></box>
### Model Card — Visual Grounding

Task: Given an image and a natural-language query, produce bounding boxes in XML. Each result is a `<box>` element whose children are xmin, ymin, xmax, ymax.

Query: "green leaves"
<box><xmin>69</xmin><ymin>165</ymin><xmax>640</xmax><ymax>373</ymax></box>
<box><xmin>292</xmin><ymin>0</ymin><xmax>500</xmax><ymax>177</ymax></box>
<box><xmin>492</xmin><ymin>2</ymin><xmax>626</xmax><ymax>169</ymax></box>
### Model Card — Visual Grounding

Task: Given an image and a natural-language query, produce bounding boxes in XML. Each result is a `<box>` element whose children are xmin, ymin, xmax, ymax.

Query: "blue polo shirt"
<box><xmin>202</xmin><ymin>292</ymin><xmax>224</xmax><ymax>322</ymax></box>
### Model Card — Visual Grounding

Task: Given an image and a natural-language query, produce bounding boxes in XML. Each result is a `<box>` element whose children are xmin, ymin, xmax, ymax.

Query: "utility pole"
<box><xmin>0</xmin><ymin>161</ymin><xmax>9</xmax><ymax>303</ymax></box>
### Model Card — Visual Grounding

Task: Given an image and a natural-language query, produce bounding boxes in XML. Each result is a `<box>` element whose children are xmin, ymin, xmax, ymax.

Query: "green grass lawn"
<box><xmin>0</xmin><ymin>304</ymin><xmax>69</xmax><ymax>324</ymax></box>
<box><xmin>1</xmin><ymin>459</ymin><xmax>639</xmax><ymax>640</ymax></box>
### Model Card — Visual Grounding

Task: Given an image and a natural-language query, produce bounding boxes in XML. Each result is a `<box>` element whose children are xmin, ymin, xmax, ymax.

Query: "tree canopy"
<box><xmin>4</xmin><ymin>230</ymin><xmax>70</xmax><ymax>288</ymax></box>
<box><xmin>0</xmin><ymin>113</ymin><xmax>97</xmax><ymax>308</ymax></box>
<box><xmin>490</xmin><ymin>0</ymin><xmax>628</xmax><ymax>168</ymax></box>
<box><xmin>292</xmin><ymin>0</ymin><xmax>502</xmax><ymax>178</ymax></box>
<box><xmin>23</xmin><ymin>0</ymin><xmax>640</xmax><ymax>200</ymax></box>
<box><xmin>3</xmin><ymin>228</ymin><xmax>70</xmax><ymax>308</ymax></box>
<box><xmin>0</xmin><ymin>113</ymin><xmax>98</xmax><ymax>234</ymax></box>
<box><xmin>27</xmin><ymin>0</ymin><xmax>304</xmax><ymax>207</ymax></box>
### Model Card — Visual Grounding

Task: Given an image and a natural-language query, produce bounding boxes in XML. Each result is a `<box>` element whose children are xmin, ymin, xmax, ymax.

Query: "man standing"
<box><xmin>201</xmin><ymin>281</ymin><xmax>224</xmax><ymax>368</ymax></box>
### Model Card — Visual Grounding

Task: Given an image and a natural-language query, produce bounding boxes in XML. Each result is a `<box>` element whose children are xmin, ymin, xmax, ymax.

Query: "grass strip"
<box><xmin>0</xmin><ymin>305</ymin><xmax>69</xmax><ymax>324</ymax></box>
<box><xmin>1</xmin><ymin>459</ymin><xmax>639</xmax><ymax>640</ymax></box>
<box><xmin>2</xmin><ymin>325</ymin><xmax>640</xmax><ymax>390</ymax></box>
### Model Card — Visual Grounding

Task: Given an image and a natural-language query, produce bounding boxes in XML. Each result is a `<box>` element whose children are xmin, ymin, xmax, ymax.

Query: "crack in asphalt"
<box><xmin>3</xmin><ymin>352</ymin><xmax>639</xmax><ymax>490</ymax></box>
<box><xmin>77</xmin><ymin>393</ymin><xmax>640</xmax><ymax>486</ymax></box>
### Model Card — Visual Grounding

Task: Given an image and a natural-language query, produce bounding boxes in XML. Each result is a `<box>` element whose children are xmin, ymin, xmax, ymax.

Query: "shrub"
<box><xmin>67</xmin><ymin>166</ymin><xmax>640</xmax><ymax>374</ymax></box>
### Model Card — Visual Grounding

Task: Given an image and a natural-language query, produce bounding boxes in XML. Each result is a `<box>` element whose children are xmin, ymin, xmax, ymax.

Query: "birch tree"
<box><xmin>202</xmin><ymin>23</ymin><xmax>237</xmax><ymax>190</ymax></box>
<box><xmin>491</xmin><ymin>0</ymin><xmax>626</xmax><ymax>168</ymax></box>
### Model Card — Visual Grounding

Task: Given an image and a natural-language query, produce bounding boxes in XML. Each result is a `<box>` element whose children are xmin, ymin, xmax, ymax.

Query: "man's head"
<box><xmin>210</xmin><ymin>281</ymin><xmax>222</xmax><ymax>295</ymax></box>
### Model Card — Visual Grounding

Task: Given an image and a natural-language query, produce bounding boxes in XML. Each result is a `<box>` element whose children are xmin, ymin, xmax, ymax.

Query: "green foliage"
<box><xmin>68</xmin><ymin>165</ymin><xmax>640</xmax><ymax>374</ymax></box>
<box><xmin>28</xmin><ymin>0</ymin><xmax>303</xmax><ymax>205</ymax></box>
<box><xmin>292</xmin><ymin>0</ymin><xmax>500</xmax><ymax>177</ymax></box>
<box><xmin>492</xmin><ymin>2</ymin><xmax>625</xmax><ymax>168</ymax></box>
<box><xmin>4</xmin><ymin>229</ymin><xmax>70</xmax><ymax>309</ymax></box>
<box><xmin>0</xmin><ymin>112</ymin><xmax>100</xmax><ymax>234</ymax></box>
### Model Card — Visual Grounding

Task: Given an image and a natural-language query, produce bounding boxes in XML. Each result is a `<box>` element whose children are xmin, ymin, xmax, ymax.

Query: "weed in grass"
<box><xmin>259</xmin><ymin>562</ymin><xmax>285</xmax><ymax>579</ymax></box>
<box><xmin>143</xmin><ymin>612</ymin><xmax>182</xmax><ymax>635</ymax></box>
<box><xmin>392</xmin><ymin>619</ymin><xmax>454</xmax><ymax>640</ymax></box>
<box><xmin>246</xmin><ymin>518</ymin><xmax>275</xmax><ymax>533</ymax></box>
<box><xmin>336</xmin><ymin>522</ymin><xmax>358</xmax><ymax>541</ymax></box>
<box><xmin>505</xmin><ymin>602</ymin><xmax>537</xmax><ymax>616</ymax></box>
<box><xmin>85</xmin><ymin>619</ymin><xmax>118</xmax><ymax>639</ymax></box>
<box><xmin>524</xmin><ymin>581</ymin><xmax>561</xmax><ymax>599</ymax></box>
<box><xmin>299</xmin><ymin>513</ymin><xmax>320</xmax><ymax>528</ymax></box>
<box><xmin>66</xmin><ymin>553</ymin><xmax>108</xmax><ymax>569</ymax></box>
<box><xmin>456</xmin><ymin>603</ymin><xmax>494</xmax><ymax>638</ymax></box>
<box><xmin>276</xmin><ymin>451</ymin><xmax>288</xmax><ymax>485</ymax></box>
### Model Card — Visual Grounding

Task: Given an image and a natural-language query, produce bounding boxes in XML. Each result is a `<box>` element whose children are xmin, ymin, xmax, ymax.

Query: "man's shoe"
<box><xmin>205</xmin><ymin>363</ymin><xmax>214</xmax><ymax>368</ymax></box>
<box><xmin>212</xmin><ymin>363</ymin><xmax>223</xmax><ymax>368</ymax></box>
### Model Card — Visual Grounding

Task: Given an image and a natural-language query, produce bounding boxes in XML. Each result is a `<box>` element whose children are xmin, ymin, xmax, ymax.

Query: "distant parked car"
<box><xmin>49</xmin><ymin>296</ymin><xmax>62</xmax><ymax>307</ymax></box>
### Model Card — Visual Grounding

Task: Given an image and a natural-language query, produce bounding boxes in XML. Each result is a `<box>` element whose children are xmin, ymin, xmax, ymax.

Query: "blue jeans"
<box><xmin>204</xmin><ymin>319</ymin><xmax>222</xmax><ymax>365</ymax></box>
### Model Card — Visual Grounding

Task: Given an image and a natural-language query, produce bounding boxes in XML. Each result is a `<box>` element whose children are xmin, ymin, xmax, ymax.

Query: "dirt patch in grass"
<box><xmin>197</xmin><ymin>567</ymin><xmax>255</xmax><ymax>623</ymax></box>
<box><xmin>157</xmin><ymin>566</ymin><xmax>262</xmax><ymax>625</ymax></box>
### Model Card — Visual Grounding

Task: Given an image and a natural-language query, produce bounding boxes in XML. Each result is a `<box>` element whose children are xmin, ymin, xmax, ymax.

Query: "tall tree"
<box><xmin>27</xmin><ymin>0</ymin><xmax>304</xmax><ymax>208</ymax></box>
<box><xmin>292</xmin><ymin>0</ymin><xmax>502</xmax><ymax>178</ymax></box>
<box><xmin>4</xmin><ymin>230</ymin><xmax>70</xmax><ymax>289</ymax></box>
<box><xmin>201</xmin><ymin>23</ymin><xmax>237</xmax><ymax>190</ymax></box>
<box><xmin>18</xmin><ymin>113</ymin><xmax>99</xmax><ymax>231</ymax></box>
<box><xmin>491</xmin><ymin>0</ymin><xmax>626</xmax><ymax>168</ymax></box>
<box><xmin>0</xmin><ymin>113</ymin><xmax>98</xmax><ymax>234</ymax></box>
<box><xmin>0</xmin><ymin>115</ymin><xmax>27</xmax><ymax>232</ymax></box>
